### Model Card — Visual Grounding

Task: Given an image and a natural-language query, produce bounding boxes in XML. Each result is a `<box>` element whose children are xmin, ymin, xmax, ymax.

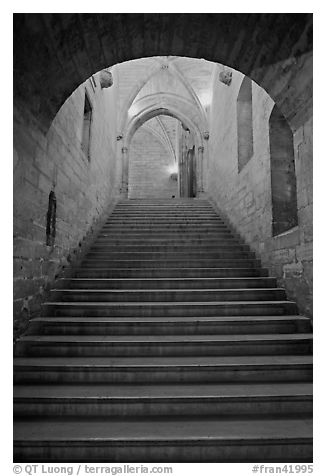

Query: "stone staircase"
<box><xmin>13</xmin><ymin>198</ymin><xmax>313</xmax><ymax>462</ymax></box>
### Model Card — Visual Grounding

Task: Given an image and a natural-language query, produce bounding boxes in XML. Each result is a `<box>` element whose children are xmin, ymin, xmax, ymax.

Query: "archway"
<box><xmin>123</xmin><ymin>101</ymin><xmax>205</xmax><ymax>195</ymax></box>
<box><xmin>122</xmin><ymin>107</ymin><xmax>204</xmax><ymax>199</ymax></box>
<box><xmin>14</xmin><ymin>14</ymin><xmax>312</xmax><ymax>133</ymax></box>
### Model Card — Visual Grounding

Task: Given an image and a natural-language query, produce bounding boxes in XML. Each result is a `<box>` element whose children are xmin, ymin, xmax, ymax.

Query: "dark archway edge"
<box><xmin>14</xmin><ymin>13</ymin><xmax>312</xmax><ymax>132</ymax></box>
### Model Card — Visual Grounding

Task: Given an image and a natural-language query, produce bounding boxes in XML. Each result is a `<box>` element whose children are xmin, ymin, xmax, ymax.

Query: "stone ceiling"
<box><xmin>113</xmin><ymin>56</ymin><xmax>238</xmax><ymax>138</ymax></box>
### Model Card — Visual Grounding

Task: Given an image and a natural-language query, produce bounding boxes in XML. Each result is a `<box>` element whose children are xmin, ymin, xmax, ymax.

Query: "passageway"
<box><xmin>128</xmin><ymin>115</ymin><xmax>198</xmax><ymax>199</ymax></box>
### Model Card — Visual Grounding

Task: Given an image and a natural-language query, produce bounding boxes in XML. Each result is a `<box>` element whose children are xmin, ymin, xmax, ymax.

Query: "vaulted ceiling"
<box><xmin>113</xmin><ymin>56</ymin><xmax>234</xmax><ymax>142</ymax></box>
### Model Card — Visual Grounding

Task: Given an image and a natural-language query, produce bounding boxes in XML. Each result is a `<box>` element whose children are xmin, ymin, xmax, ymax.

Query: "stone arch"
<box><xmin>121</xmin><ymin>105</ymin><xmax>205</xmax><ymax>197</ymax></box>
<box><xmin>125</xmin><ymin>106</ymin><xmax>204</xmax><ymax>149</ymax></box>
<box><xmin>14</xmin><ymin>13</ymin><xmax>312</xmax><ymax>133</ymax></box>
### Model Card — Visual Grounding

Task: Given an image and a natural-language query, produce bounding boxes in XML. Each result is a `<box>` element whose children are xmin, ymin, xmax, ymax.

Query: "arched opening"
<box><xmin>128</xmin><ymin>115</ymin><xmax>180</xmax><ymax>199</ymax></box>
<box><xmin>122</xmin><ymin>62</ymin><xmax>207</xmax><ymax>199</ymax></box>
<box><xmin>237</xmin><ymin>76</ymin><xmax>253</xmax><ymax>172</ymax></box>
<box><xmin>127</xmin><ymin>109</ymin><xmax>201</xmax><ymax>199</ymax></box>
<box><xmin>14</xmin><ymin>14</ymin><xmax>312</xmax><ymax>132</ymax></box>
<box><xmin>269</xmin><ymin>104</ymin><xmax>298</xmax><ymax>236</ymax></box>
<box><xmin>81</xmin><ymin>91</ymin><xmax>93</xmax><ymax>160</ymax></box>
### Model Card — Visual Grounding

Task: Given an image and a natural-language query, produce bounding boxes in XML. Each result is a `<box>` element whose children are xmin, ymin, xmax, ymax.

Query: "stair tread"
<box><xmin>19</xmin><ymin>334</ymin><xmax>313</xmax><ymax>343</ymax></box>
<box><xmin>52</xmin><ymin>288</ymin><xmax>283</xmax><ymax>293</ymax></box>
<box><xmin>13</xmin><ymin>382</ymin><xmax>313</xmax><ymax>399</ymax></box>
<box><xmin>44</xmin><ymin>300</ymin><xmax>295</xmax><ymax>306</ymax></box>
<box><xmin>13</xmin><ymin>417</ymin><xmax>313</xmax><ymax>441</ymax></box>
<box><xmin>83</xmin><ymin>258</ymin><xmax>254</xmax><ymax>261</ymax></box>
<box><xmin>30</xmin><ymin>315</ymin><xmax>309</xmax><ymax>323</ymax></box>
<box><xmin>14</xmin><ymin>355</ymin><xmax>313</xmax><ymax>366</ymax></box>
<box><xmin>74</xmin><ymin>267</ymin><xmax>264</xmax><ymax>271</ymax></box>
<box><xmin>60</xmin><ymin>278</ymin><xmax>275</xmax><ymax>283</ymax></box>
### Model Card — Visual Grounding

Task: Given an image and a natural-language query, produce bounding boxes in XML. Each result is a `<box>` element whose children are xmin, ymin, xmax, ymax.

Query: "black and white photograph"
<box><xmin>11</xmin><ymin>8</ymin><xmax>314</xmax><ymax>468</ymax></box>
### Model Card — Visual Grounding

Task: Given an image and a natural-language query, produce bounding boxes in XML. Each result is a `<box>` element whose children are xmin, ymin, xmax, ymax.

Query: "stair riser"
<box><xmin>97</xmin><ymin>232</ymin><xmax>239</xmax><ymax>239</ymax></box>
<box><xmin>13</xmin><ymin>365</ymin><xmax>313</xmax><ymax>384</ymax></box>
<box><xmin>50</xmin><ymin>290</ymin><xmax>286</xmax><ymax>303</ymax></box>
<box><xmin>93</xmin><ymin>241</ymin><xmax>243</xmax><ymax>248</ymax></box>
<box><xmin>85</xmin><ymin>251</ymin><xmax>255</xmax><ymax>260</ymax></box>
<box><xmin>15</xmin><ymin>340</ymin><xmax>312</xmax><ymax>358</ymax></box>
<box><xmin>80</xmin><ymin>260</ymin><xmax>260</xmax><ymax>269</ymax></box>
<box><xmin>93</xmin><ymin>237</ymin><xmax>242</xmax><ymax>244</ymax></box>
<box><xmin>90</xmin><ymin>244</ymin><xmax>249</xmax><ymax>252</ymax></box>
<box><xmin>112</xmin><ymin>204</ymin><xmax>212</xmax><ymax>207</ymax></box>
<box><xmin>26</xmin><ymin>320</ymin><xmax>311</xmax><ymax>336</ymax></box>
<box><xmin>101</xmin><ymin>227</ymin><xmax>232</xmax><ymax>233</ymax></box>
<box><xmin>14</xmin><ymin>397</ymin><xmax>312</xmax><ymax>418</ymax></box>
<box><xmin>103</xmin><ymin>223</ymin><xmax>227</xmax><ymax>229</ymax></box>
<box><xmin>58</xmin><ymin>277</ymin><xmax>277</xmax><ymax>290</ymax></box>
<box><xmin>13</xmin><ymin>439</ymin><xmax>313</xmax><ymax>463</ymax></box>
<box><xmin>108</xmin><ymin>215</ymin><xmax>220</xmax><ymax>220</ymax></box>
<box><xmin>43</xmin><ymin>302</ymin><xmax>297</xmax><ymax>318</ymax></box>
<box><xmin>114</xmin><ymin>205</ymin><xmax>213</xmax><ymax>209</ymax></box>
<box><xmin>106</xmin><ymin>218</ymin><xmax>225</xmax><ymax>222</ymax></box>
<box><xmin>73</xmin><ymin>269</ymin><xmax>268</xmax><ymax>278</ymax></box>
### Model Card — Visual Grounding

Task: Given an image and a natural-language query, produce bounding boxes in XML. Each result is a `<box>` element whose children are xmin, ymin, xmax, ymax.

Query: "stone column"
<box><xmin>120</xmin><ymin>147</ymin><xmax>129</xmax><ymax>197</ymax></box>
<box><xmin>198</xmin><ymin>146</ymin><xmax>204</xmax><ymax>194</ymax></box>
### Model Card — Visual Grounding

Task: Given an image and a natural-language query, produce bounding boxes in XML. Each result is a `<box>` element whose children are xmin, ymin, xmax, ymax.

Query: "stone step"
<box><xmin>94</xmin><ymin>237</ymin><xmax>243</xmax><ymax>245</ymax></box>
<box><xmin>114</xmin><ymin>203</ymin><xmax>212</xmax><ymax>208</ymax></box>
<box><xmin>96</xmin><ymin>231</ymin><xmax>240</xmax><ymax>238</ymax></box>
<box><xmin>14</xmin><ymin>416</ymin><xmax>312</xmax><ymax>462</ymax></box>
<box><xmin>57</xmin><ymin>276</ymin><xmax>277</xmax><ymax>290</ymax></box>
<box><xmin>106</xmin><ymin>216</ymin><xmax>224</xmax><ymax>221</ymax></box>
<box><xmin>49</xmin><ymin>288</ymin><xmax>286</xmax><ymax>303</ymax></box>
<box><xmin>85</xmin><ymin>250</ymin><xmax>255</xmax><ymax>259</ymax></box>
<box><xmin>80</xmin><ymin>259</ymin><xmax>261</xmax><ymax>269</ymax></box>
<box><xmin>104</xmin><ymin>221</ymin><xmax>227</xmax><ymax>227</ymax></box>
<box><xmin>13</xmin><ymin>355</ymin><xmax>313</xmax><ymax>384</ymax></box>
<box><xmin>26</xmin><ymin>315</ymin><xmax>311</xmax><ymax>336</ymax></box>
<box><xmin>42</xmin><ymin>300</ymin><xmax>297</xmax><ymax>317</ymax></box>
<box><xmin>101</xmin><ymin>225</ymin><xmax>232</xmax><ymax>232</ymax></box>
<box><xmin>116</xmin><ymin>199</ymin><xmax>210</xmax><ymax>203</ymax></box>
<box><xmin>114</xmin><ymin>204</ymin><xmax>213</xmax><ymax>209</ymax></box>
<box><xmin>15</xmin><ymin>334</ymin><xmax>313</xmax><ymax>358</ymax></box>
<box><xmin>13</xmin><ymin>382</ymin><xmax>313</xmax><ymax>418</ymax></box>
<box><xmin>108</xmin><ymin>213</ymin><xmax>220</xmax><ymax>218</ymax></box>
<box><xmin>116</xmin><ymin>200</ymin><xmax>211</xmax><ymax>203</ymax></box>
<box><xmin>73</xmin><ymin>267</ymin><xmax>268</xmax><ymax>278</ymax></box>
<box><xmin>89</xmin><ymin>243</ymin><xmax>250</xmax><ymax>252</ymax></box>
<box><xmin>112</xmin><ymin>209</ymin><xmax>218</xmax><ymax>214</ymax></box>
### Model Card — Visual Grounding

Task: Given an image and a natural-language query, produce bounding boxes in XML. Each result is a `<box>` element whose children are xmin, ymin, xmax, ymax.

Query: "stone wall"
<box><xmin>13</xmin><ymin>72</ymin><xmax>121</xmax><ymax>339</ymax></box>
<box><xmin>206</xmin><ymin>72</ymin><xmax>313</xmax><ymax>319</ymax></box>
<box><xmin>128</xmin><ymin>124</ymin><xmax>178</xmax><ymax>199</ymax></box>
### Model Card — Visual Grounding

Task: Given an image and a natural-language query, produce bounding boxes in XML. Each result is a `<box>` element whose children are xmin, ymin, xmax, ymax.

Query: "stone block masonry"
<box><xmin>13</xmin><ymin>72</ymin><xmax>120</xmax><ymax>339</ymax></box>
<box><xmin>207</xmin><ymin>73</ymin><xmax>312</xmax><ymax>319</ymax></box>
<box><xmin>128</xmin><ymin>117</ymin><xmax>178</xmax><ymax>199</ymax></box>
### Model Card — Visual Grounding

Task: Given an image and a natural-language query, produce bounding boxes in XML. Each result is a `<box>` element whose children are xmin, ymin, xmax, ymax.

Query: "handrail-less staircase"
<box><xmin>13</xmin><ymin>199</ymin><xmax>313</xmax><ymax>462</ymax></box>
